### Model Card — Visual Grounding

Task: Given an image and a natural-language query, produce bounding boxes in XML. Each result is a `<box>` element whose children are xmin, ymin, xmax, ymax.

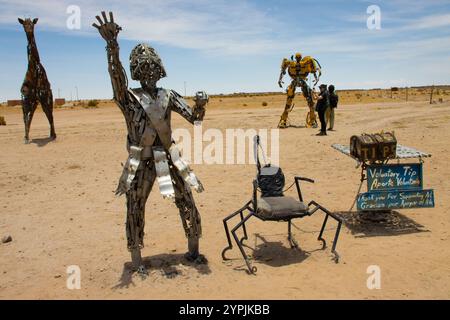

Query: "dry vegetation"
<box><xmin>1</xmin><ymin>86</ymin><xmax>448</xmax><ymax>113</ymax></box>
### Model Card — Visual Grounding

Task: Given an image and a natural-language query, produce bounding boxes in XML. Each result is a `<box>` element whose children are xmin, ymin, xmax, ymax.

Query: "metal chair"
<box><xmin>221</xmin><ymin>136</ymin><xmax>343</xmax><ymax>274</ymax></box>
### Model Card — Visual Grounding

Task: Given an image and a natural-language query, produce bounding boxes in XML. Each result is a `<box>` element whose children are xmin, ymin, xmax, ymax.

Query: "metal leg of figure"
<box><xmin>278</xmin><ymin>83</ymin><xmax>296</xmax><ymax>128</ymax></box>
<box><xmin>126</xmin><ymin>162</ymin><xmax>155</xmax><ymax>274</ymax></box>
<box><xmin>301</xmin><ymin>81</ymin><xmax>318</xmax><ymax>128</ymax></box>
<box><xmin>171</xmin><ymin>168</ymin><xmax>206</xmax><ymax>264</ymax></box>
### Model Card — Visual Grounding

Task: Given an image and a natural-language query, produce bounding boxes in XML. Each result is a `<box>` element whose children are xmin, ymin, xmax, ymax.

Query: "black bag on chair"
<box><xmin>257</xmin><ymin>165</ymin><xmax>285</xmax><ymax>197</ymax></box>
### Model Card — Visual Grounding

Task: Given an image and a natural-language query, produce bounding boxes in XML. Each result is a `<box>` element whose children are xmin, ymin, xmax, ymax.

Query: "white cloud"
<box><xmin>405</xmin><ymin>13</ymin><xmax>450</xmax><ymax>30</ymax></box>
<box><xmin>0</xmin><ymin>0</ymin><xmax>285</xmax><ymax>55</ymax></box>
<box><xmin>2</xmin><ymin>0</ymin><xmax>449</xmax><ymax>59</ymax></box>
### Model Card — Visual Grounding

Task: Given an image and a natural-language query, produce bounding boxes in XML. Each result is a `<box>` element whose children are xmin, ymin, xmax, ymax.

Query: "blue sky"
<box><xmin>0</xmin><ymin>0</ymin><xmax>449</xmax><ymax>100</ymax></box>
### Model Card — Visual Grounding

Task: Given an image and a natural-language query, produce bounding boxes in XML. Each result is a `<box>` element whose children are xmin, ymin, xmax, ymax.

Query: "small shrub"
<box><xmin>86</xmin><ymin>99</ymin><xmax>99</xmax><ymax>108</ymax></box>
<box><xmin>0</xmin><ymin>116</ymin><xmax>5</xmax><ymax>126</ymax></box>
<box><xmin>262</xmin><ymin>101</ymin><xmax>268</xmax><ymax>106</ymax></box>
<box><xmin>243</xmin><ymin>103</ymin><xmax>247</xmax><ymax>107</ymax></box>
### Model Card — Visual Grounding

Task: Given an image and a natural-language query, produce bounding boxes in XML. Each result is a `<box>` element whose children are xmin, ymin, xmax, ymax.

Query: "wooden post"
<box><xmin>430</xmin><ymin>85</ymin><xmax>434</xmax><ymax>104</ymax></box>
<box><xmin>406</xmin><ymin>87</ymin><xmax>408</xmax><ymax>102</ymax></box>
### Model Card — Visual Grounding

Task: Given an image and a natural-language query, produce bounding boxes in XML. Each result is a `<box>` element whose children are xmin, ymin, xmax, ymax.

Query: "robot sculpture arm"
<box><xmin>170</xmin><ymin>90</ymin><xmax>208</xmax><ymax>124</ymax></box>
<box><xmin>310</xmin><ymin>58</ymin><xmax>322</xmax><ymax>88</ymax></box>
<box><xmin>92</xmin><ymin>12</ymin><xmax>129</xmax><ymax>112</ymax></box>
<box><xmin>278</xmin><ymin>58</ymin><xmax>290</xmax><ymax>88</ymax></box>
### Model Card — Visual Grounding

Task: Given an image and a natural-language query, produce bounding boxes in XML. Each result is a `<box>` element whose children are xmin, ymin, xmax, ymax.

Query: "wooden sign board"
<box><xmin>367</xmin><ymin>163</ymin><xmax>423</xmax><ymax>192</ymax></box>
<box><xmin>357</xmin><ymin>189</ymin><xmax>435</xmax><ymax>211</ymax></box>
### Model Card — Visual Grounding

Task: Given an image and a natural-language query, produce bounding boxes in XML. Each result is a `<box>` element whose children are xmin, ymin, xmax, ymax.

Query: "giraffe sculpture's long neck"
<box><xmin>26</xmin><ymin>32</ymin><xmax>40</xmax><ymax>66</ymax></box>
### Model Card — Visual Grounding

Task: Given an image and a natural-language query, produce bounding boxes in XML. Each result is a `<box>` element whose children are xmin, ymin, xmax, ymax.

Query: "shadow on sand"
<box><xmin>337</xmin><ymin>210</ymin><xmax>429</xmax><ymax>238</ymax></box>
<box><xmin>30</xmin><ymin>136</ymin><xmax>56</xmax><ymax>147</ymax></box>
<box><xmin>229</xmin><ymin>233</ymin><xmax>326</xmax><ymax>273</ymax></box>
<box><xmin>113</xmin><ymin>253</ymin><xmax>211</xmax><ymax>289</ymax></box>
<box><xmin>251</xmin><ymin>234</ymin><xmax>310</xmax><ymax>267</ymax></box>
<box><xmin>285</xmin><ymin>124</ymin><xmax>307</xmax><ymax>129</ymax></box>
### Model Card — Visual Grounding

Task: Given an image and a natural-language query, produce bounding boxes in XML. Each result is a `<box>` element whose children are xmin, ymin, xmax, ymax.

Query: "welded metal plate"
<box><xmin>153</xmin><ymin>147</ymin><xmax>175</xmax><ymax>200</ymax></box>
<box><xmin>169</xmin><ymin>145</ymin><xmax>204</xmax><ymax>193</ymax></box>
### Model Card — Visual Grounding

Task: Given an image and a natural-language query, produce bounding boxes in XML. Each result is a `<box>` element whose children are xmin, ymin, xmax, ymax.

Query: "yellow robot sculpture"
<box><xmin>278</xmin><ymin>52</ymin><xmax>322</xmax><ymax>128</ymax></box>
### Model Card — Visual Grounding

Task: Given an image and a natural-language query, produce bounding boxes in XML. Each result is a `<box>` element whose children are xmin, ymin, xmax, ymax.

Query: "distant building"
<box><xmin>7</xmin><ymin>100</ymin><xmax>22</xmax><ymax>107</ymax></box>
<box><xmin>55</xmin><ymin>98</ymin><xmax>66</xmax><ymax>106</ymax></box>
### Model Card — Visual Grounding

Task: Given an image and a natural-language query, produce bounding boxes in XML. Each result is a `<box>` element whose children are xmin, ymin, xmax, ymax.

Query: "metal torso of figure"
<box><xmin>117</xmin><ymin>87</ymin><xmax>204</xmax><ymax>197</ymax></box>
<box><xmin>283</xmin><ymin>56</ymin><xmax>318</xmax><ymax>86</ymax></box>
<box><xmin>286</xmin><ymin>60</ymin><xmax>308</xmax><ymax>85</ymax></box>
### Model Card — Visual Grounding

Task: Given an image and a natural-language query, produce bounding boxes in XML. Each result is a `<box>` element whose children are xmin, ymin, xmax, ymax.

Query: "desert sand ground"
<box><xmin>0</xmin><ymin>91</ymin><xmax>449</xmax><ymax>299</ymax></box>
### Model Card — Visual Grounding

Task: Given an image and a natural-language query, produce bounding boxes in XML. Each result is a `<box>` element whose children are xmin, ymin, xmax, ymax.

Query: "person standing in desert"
<box><xmin>326</xmin><ymin>84</ymin><xmax>338</xmax><ymax>131</ymax></box>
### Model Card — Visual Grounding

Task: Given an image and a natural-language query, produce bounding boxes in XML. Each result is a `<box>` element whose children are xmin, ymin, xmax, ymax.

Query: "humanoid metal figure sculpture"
<box><xmin>278</xmin><ymin>52</ymin><xmax>321</xmax><ymax>129</ymax></box>
<box><xmin>93</xmin><ymin>12</ymin><xmax>208</xmax><ymax>273</ymax></box>
<box><xmin>18</xmin><ymin>18</ymin><xmax>56</xmax><ymax>143</ymax></box>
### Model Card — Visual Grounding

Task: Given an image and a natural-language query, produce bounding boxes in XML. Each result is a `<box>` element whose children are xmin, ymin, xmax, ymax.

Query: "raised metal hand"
<box><xmin>92</xmin><ymin>11</ymin><xmax>129</xmax><ymax>110</ymax></box>
<box><xmin>92</xmin><ymin>11</ymin><xmax>122</xmax><ymax>42</ymax></box>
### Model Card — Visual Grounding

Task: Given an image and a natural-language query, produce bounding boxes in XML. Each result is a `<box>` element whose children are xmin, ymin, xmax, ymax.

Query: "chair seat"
<box><xmin>256</xmin><ymin>196</ymin><xmax>308</xmax><ymax>220</ymax></box>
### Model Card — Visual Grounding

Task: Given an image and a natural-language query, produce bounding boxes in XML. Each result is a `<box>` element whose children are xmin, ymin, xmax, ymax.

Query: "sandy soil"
<box><xmin>0</xmin><ymin>95</ymin><xmax>449</xmax><ymax>299</ymax></box>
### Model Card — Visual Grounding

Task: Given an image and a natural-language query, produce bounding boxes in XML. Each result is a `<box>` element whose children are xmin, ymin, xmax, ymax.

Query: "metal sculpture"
<box><xmin>93</xmin><ymin>12</ymin><xmax>208</xmax><ymax>273</ymax></box>
<box><xmin>222</xmin><ymin>136</ymin><xmax>343</xmax><ymax>274</ymax></box>
<box><xmin>18</xmin><ymin>18</ymin><xmax>56</xmax><ymax>143</ymax></box>
<box><xmin>277</xmin><ymin>52</ymin><xmax>321</xmax><ymax>128</ymax></box>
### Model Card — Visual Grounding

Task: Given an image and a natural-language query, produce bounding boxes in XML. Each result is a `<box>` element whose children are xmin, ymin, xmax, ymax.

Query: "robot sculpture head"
<box><xmin>294</xmin><ymin>52</ymin><xmax>302</xmax><ymax>62</ymax></box>
<box><xmin>193</xmin><ymin>91</ymin><xmax>209</xmax><ymax>108</ymax></box>
<box><xmin>129</xmin><ymin>43</ymin><xmax>167</xmax><ymax>86</ymax></box>
<box><xmin>18</xmin><ymin>18</ymin><xmax>38</xmax><ymax>34</ymax></box>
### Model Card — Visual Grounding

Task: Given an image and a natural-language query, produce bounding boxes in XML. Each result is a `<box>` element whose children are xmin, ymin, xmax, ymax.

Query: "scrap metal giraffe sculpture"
<box><xmin>19</xmin><ymin>18</ymin><xmax>56</xmax><ymax>144</ymax></box>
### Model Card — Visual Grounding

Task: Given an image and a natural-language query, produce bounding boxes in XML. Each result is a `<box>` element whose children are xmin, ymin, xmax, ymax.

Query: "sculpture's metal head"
<box><xmin>18</xmin><ymin>18</ymin><xmax>38</xmax><ymax>34</ymax></box>
<box><xmin>193</xmin><ymin>91</ymin><xmax>209</xmax><ymax>108</ymax></box>
<box><xmin>129</xmin><ymin>43</ymin><xmax>167</xmax><ymax>84</ymax></box>
<box><xmin>294</xmin><ymin>52</ymin><xmax>302</xmax><ymax>62</ymax></box>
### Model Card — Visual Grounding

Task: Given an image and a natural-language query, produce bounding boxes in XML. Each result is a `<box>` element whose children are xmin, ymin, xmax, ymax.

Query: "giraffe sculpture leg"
<box><xmin>21</xmin><ymin>85</ymin><xmax>37</xmax><ymax>144</ymax></box>
<box><xmin>278</xmin><ymin>83</ymin><xmax>296</xmax><ymax>128</ymax></box>
<box><xmin>125</xmin><ymin>161</ymin><xmax>156</xmax><ymax>274</ymax></box>
<box><xmin>39</xmin><ymin>89</ymin><xmax>56</xmax><ymax>139</ymax></box>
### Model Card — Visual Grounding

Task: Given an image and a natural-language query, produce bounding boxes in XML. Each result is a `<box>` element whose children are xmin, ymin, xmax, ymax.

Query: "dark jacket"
<box><xmin>329</xmin><ymin>92</ymin><xmax>339</xmax><ymax>108</ymax></box>
<box><xmin>315</xmin><ymin>90</ymin><xmax>330</xmax><ymax>113</ymax></box>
